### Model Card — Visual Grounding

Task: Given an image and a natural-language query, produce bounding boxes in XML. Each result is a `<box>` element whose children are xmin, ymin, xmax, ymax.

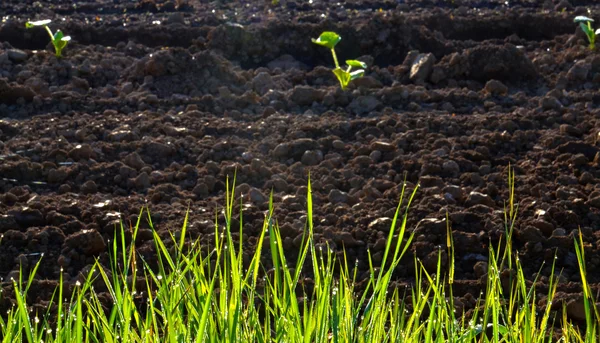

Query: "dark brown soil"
<box><xmin>1</xmin><ymin>0</ymin><xmax>600</xmax><ymax>325</ymax></box>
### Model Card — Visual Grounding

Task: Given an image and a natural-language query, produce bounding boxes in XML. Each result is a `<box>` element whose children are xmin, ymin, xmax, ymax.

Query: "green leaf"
<box><xmin>346</xmin><ymin>60</ymin><xmax>367</xmax><ymax>69</ymax></box>
<box><xmin>580</xmin><ymin>22</ymin><xmax>593</xmax><ymax>36</ymax></box>
<box><xmin>26</xmin><ymin>19</ymin><xmax>52</xmax><ymax>28</ymax></box>
<box><xmin>349</xmin><ymin>69</ymin><xmax>365</xmax><ymax>80</ymax></box>
<box><xmin>574</xmin><ymin>16</ymin><xmax>594</xmax><ymax>23</ymax></box>
<box><xmin>311</xmin><ymin>31</ymin><xmax>341</xmax><ymax>50</ymax></box>
<box><xmin>53</xmin><ymin>30</ymin><xmax>64</xmax><ymax>41</ymax></box>
<box><xmin>332</xmin><ymin>68</ymin><xmax>351</xmax><ymax>89</ymax></box>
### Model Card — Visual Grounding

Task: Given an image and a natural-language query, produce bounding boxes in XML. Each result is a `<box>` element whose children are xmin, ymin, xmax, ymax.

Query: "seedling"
<box><xmin>574</xmin><ymin>16</ymin><xmax>600</xmax><ymax>50</ymax></box>
<box><xmin>25</xmin><ymin>19</ymin><xmax>71</xmax><ymax>58</ymax></box>
<box><xmin>312</xmin><ymin>31</ymin><xmax>366</xmax><ymax>90</ymax></box>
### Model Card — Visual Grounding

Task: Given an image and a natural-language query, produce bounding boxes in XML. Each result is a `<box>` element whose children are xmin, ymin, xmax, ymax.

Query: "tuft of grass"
<box><xmin>0</xmin><ymin>169</ymin><xmax>597</xmax><ymax>342</ymax></box>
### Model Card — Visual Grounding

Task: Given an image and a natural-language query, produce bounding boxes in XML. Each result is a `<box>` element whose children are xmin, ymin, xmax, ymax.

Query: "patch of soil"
<box><xmin>1</xmin><ymin>0</ymin><xmax>600</xmax><ymax>327</ymax></box>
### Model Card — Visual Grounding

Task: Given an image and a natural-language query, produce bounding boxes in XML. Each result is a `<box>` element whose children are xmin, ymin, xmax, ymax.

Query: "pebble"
<box><xmin>124</xmin><ymin>152</ymin><xmax>146</xmax><ymax>170</ymax></box>
<box><xmin>465</xmin><ymin>191</ymin><xmax>495</xmax><ymax>207</ymax></box>
<box><xmin>484</xmin><ymin>79</ymin><xmax>508</xmax><ymax>95</ymax></box>
<box><xmin>135</xmin><ymin>172</ymin><xmax>151</xmax><ymax>190</ymax></box>
<box><xmin>12</xmin><ymin>207</ymin><xmax>44</xmax><ymax>227</ymax></box>
<box><xmin>288</xmin><ymin>85</ymin><xmax>324</xmax><ymax>106</ymax></box>
<box><xmin>68</xmin><ymin>144</ymin><xmax>95</xmax><ymax>160</ymax></box>
<box><xmin>7</xmin><ymin>49</ymin><xmax>27</xmax><ymax>63</ymax></box>
<box><xmin>540</xmin><ymin>96</ymin><xmax>563</xmax><ymax>110</ymax></box>
<box><xmin>301</xmin><ymin>150</ymin><xmax>323</xmax><ymax>166</ymax></box>
<box><xmin>367</xmin><ymin>217</ymin><xmax>392</xmax><ymax>232</ymax></box>
<box><xmin>81</xmin><ymin>180</ymin><xmax>98</xmax><ymax>194</ymax></box>
<box><xmin>328</xmin><ymin>189</ymin><xmax>349</xmax><ymax>204</ymax></box>
<box><xmin>272</xmin><ymin>143</ymin><xmax>290</xmax><ymax>158</ymax></box>
<box><xmin>370</xmin><ymin>141</ymin><xmax>395</xmax><ymax>152</ymax></box>
<box><xmin>567</xmin><ymin>60</ymin><xmax>590</xmax><ymax>82</ymax></box>
<box><xmin>65</xmin><ymin>229</ymin><xmax>106</xmax><ymax>255</ymax></box>
<box><xmin>410</xmin><ymin>53</ymin><xmax>436</xmax><ymax>83</ymax></box>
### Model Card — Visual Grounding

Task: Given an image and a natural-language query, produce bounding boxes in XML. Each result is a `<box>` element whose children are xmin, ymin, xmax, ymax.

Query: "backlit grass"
<box><xmin>0</xmin><ymin>168</ymin><xmax>598</xmax><ymax>342</ymax></box>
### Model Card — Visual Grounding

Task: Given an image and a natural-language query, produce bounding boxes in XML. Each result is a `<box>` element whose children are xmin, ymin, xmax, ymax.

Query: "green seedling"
<box><xmin>574</xmin><ymin>16</ymin><xmax>600</xmax><ymax>50</ymax></box>
<box><xmin>312</xmin><ymin>31</ymin><xmax>366</xmax><ymax>90</ymax></box>
<box><xmin>25</xmin><ymin>19</ymin><xmax>71</xmax><ymax>58</ymax></box>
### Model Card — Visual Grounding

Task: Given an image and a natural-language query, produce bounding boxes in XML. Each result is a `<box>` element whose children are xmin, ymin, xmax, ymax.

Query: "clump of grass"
<box><xmin>0</xmin><ymin>169</ymin><xmax>598</xmax><ymax>342</ymax></box>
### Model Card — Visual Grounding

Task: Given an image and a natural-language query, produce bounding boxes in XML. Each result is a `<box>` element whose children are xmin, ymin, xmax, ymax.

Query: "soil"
<box><xmin>1</xmin><ymin>0</ymin><xmax>600</xmax><ymax>328</ymax></box>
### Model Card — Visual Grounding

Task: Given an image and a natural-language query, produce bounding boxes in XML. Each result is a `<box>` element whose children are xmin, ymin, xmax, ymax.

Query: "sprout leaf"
<box><xmin>575</xmin><ymin>16</ymin><xmax>594</xmax><ymax>23</ymax></box>
<box><xmin>26</xmin><ymin>19</ymin><xmax>52</xmax><ymax>28</ymax></box>
<box><xmin>346</xmin><ymin>60</ymin><xmax>367</xmax><ymax>69</ymax></box>
<box><xmin>349</xmin><ymin>69</ymin><xmax>365</xmax><ymax>80</ymax></box>
<box><xmin>312</xmin><ymin>32</ymin><xmax>341</xmax><ymax>50</ymax></box>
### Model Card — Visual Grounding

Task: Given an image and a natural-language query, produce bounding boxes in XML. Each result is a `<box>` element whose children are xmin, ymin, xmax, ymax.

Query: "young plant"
<box><xmin>25</xmin><ymin>19</ymin><xmax>71</xmax><ymax>58</ymax></box>
<box><xmin>312</xmin><ymin>31</ymin><xmax>366</xmax><ymax>90</ymax></box>
<box><xmin>574</xmin><ymin>16</ymin><xmax>600</xmax><ymax>50</ymax></box>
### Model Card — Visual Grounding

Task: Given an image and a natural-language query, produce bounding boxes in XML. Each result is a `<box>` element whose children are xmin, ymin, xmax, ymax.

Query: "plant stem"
<box><xmin>43</xmin><ymin>26</ymin><xmax>54</xmax><ymax>43</ymax></box>
<box><xmin>330</xmin><ymin>48</ymin><xmax>340</xmax><ymax>69</ymax></box>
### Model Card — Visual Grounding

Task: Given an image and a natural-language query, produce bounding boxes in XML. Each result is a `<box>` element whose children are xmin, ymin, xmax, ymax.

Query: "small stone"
<box><xmin>328</xmin><ymin>189</ymin><xmax>349</xmax><ymax>204</ymax></box>
<box><xmin>348</xmin><ymin>95</ymin><xmax>380</xmax><ymax>115</ymax></box>
<box><xmin>108</xmin><ymin>128</ymin><xmax>139</xmax><ymax>142</ymax></box>
<box><xmin>7</xmin><ymin>49</ymin><xmax>27</xmax><ymax>63</ymax></box>
<box><xmin>65</xmin><ymin>229</ymin><xmax>106</xmax><ymax>255</ymax></box>
<box><xmin>252</xmin><ymin>72</ymin><xmax>275</xmax><ymax>95</ymax></box>
<box><xmin>249</xmin><ymin>188</ymin><xmax>267</xmax><ymax>204</ymax></box>
<box><xmin>121</xmin><ymin>82</ymin><xmax>134</xmax><ymax>94</ymax></box>
<box><xmin>566</xmin><ymin>297</ymin><xmax>587</xmax><ymax>322</ymax></box>
<box><xmin>442</xmin><ymin>160</ymin><xmax>460</xmax><ymax>176</ymax></box>
<box><xmin>540</xmin><ymin>96</ymin><xmax>563</xmax><ymax>111</ymax></box>
<box><xmin>370</xmin><ymin>141</ymin><xmax>396</xmax><ymax>152</ymax></box>
<box><xmin>12</xmin><ymin>207</ymin><xmax>44</xmax><ymax>227</ymax></box>
<box><xmin>367</xmin><ymin>217</ymin><xmax>392</xmax><ymax>232</ymax></box>
<box><xmin>567</xmin><ymin>60</ymin><xmax>591</xmax><ymax>82</ymax></box>
<box><xmin>517</xmin><ymin>225</ymin><xmax>544</xmax><ymax>242</ymax></box>
<box><xmin>0</xmin><ymin>215</ymin><xmax>17</xmax><ymax>232</ymax></box>
<box><xmin>335</xmin><ymin>231</ymin><xmax>358</xmax><ymax>247</ymax></box>
<box><xmin>124</xmin><ymin>152</ymin><xmax>146</xmax><ymax>170</ymax></box>
<box><xmin>332</xmin><ymin>140</ymin><xmax>345</xmax><ymax>150</ymax></box>
<box><xmin>410</xmin><ymin>53</ymin><xmax>436</xmax><ymax>84</ymax></box>
<box><xmin>530</xmin><ymin>219</ymin><xmax>555</xmax><ymax>236</ymax></box>
<box><xmin>473</xmin><ymin>261</ymin><xmax>488</xmax><ymax>278</ymax></box>
<box><xmin>587</xmin><ymin>195</ymin><xmax>600</xmax><ymax>209</ymax></box>
<box><xmin>192</xmin><ymin>183</ymin><xmax>209</xmax><ymax>198</ymax></box>
<box><xmin>571</xmin><ymin>153</ymin><xmax>588</xmax><ymax>167</ymax></box>
<box><xmin>369</xmin><ymin>150</ymin><xmax>382</xmax><ymax>162</ymax></box>
<box><xmin>301</xmin><ymin>150</ymin><xmax>323</xmax><ymax>166</ymax></box>
<box><xmin>68</xmin><ymin>144</ymin><xmax>95</xmax><ymax>160</ymax></box>
<box><xmin>241</xmin><ymin>151</ymin><xmax>253</xmax><ymax>163</ymax></box>
<box><xmin>3</xmin><ymin>193</ymin><xmax>18</xmax><ymax>205</ymax></box>
<box><xmin>560</xmin><ymin>124</ymin><xmax>581</xmax><ymax>137</ymax></box>
<box><xmin>135</xmin><ymin>172</ymin><xmax>151</xmax><ymax>190</ymax></box>
<box><xmin>288</xmin><ymin>85</ymin><xmax>324</xmax><ymax>106</ymax></box>
<box><xmin>272</xmin><ymin>143</ymin><xmax>290</xmax><ymax>158</ymax></box>
<box><xmin>58</xmin><ymin>184</ymin><xmax>71</xmax><ymax>193</ymax></box>
<box><xmin>81</xmin><ymin>180</ymin><xmax>98</xmax><ymax>194</ymax></box>
<box><xmin>484</xmin><ymin>79</ymin><xmax>508</xmax><ymax>95</ymax></box>
<box><xmin>443</xmin><ymin>185</ymin><xmax>465</xmax><ymax>202</ymax></box>
<box><xmin>579</xmin><ymin>171</ymin><xmax>594</xmax><ymax>184</ymax></box>
<box><xmin>146</xmin><ymin>142</ymin><xmax>175</xmax><ymax>158</ymax></box>
<box><xmin>465</xmin><ymin>191</ymin><xmax>495</xmax><ymax>207</ymax></box>
<box><xmin>48</xmin><ymin>168</ymin><xmax>68</xmax><ymax>183</ymax></box>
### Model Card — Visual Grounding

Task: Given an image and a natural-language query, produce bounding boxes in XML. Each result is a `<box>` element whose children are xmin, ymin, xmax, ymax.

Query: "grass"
<box><xmin>0</xmin><ymin>168</ymin><xmax>599</xmax><ymax>342</ymax></box>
